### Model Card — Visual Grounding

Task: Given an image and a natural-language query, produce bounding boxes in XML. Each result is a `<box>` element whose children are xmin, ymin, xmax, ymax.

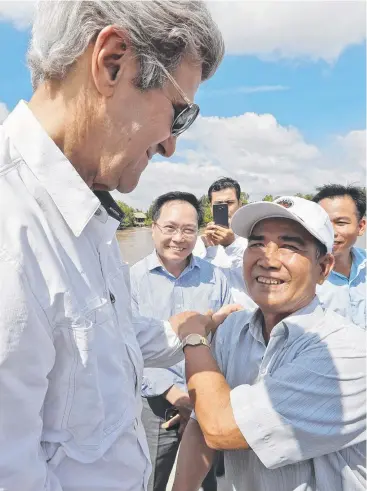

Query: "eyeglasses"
<box><xmin>157</xmin><ymin>61</ymin><xmax>200</xmax><ymax>137</ymax></box>
<box><xmin>154</xmin><ymin>222</ymin><xmax>198</xmax><ymax>238</ymax></box>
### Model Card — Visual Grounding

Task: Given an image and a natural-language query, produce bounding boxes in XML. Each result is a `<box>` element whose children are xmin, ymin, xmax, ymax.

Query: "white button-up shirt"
<box><xmin>211</xmin><ymin>298</ymin><xmax>366</xmax><ymax>491</ymax></box>
<box><xmin>0</xmin><ymin>101</ymin><xmax>183</xmax><ymax>491</ymax></box>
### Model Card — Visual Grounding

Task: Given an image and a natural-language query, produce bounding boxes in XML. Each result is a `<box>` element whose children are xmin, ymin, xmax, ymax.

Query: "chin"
<box><xmin>116</xmin><ymin>178</ymin><xmax>139</xmax><ymax>194</ymax></box>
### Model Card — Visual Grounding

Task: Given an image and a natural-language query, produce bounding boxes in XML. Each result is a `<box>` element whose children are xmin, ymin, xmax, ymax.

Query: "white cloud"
<box><xmin>0</xmin><ymin>1</ymin><xmax>35</xmax><ymax>29</ymax></box>
<box><xmin>201</xmin><ymin>85</ymin><xmax>289</xmax><ymax>97</ymax></box>
<box><xmin>207</xmin><ymin>0</ymin><xmax>366</xmax><ymax>62</ymax></box>
<box><xmin>1</xmin><ymin>1</ymin><xmax>365</xmax><ymax>63</ymax></box>
<box><xmin>115</xmin><ymin>113</ymin><xmax>365</xmax><ymax>210</ymax></box>
<box><xmin>0</xmin><ymin>103</ymin><xmax>9</xmax><ymax>123</ymax></box>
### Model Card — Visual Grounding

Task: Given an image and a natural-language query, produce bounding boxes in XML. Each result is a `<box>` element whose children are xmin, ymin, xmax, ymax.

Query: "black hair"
<box><xmin>313</xmin><ymin>184</ymin><xmax>366</xmax><ymax>220</ymax></box>
<box><xmin>151</xmin><ymin>191</ymin><xmax>203</xmax><ymax>226</ymax></box>
<box><xmin>208</xmin><ymin>177</ymin><xmax>241</xmax><ymax>202</ymax></box>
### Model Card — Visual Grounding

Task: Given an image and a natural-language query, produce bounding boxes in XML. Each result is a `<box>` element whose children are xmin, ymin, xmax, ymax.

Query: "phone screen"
<box><xmin>213</xmin><ymin>203</ymin><xmax>229</xmax><ymax>227</ymax></box>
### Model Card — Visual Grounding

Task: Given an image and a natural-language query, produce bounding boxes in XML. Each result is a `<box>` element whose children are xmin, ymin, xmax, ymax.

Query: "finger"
<box><xmin>212</xmin><ymin>304</ymin><xmax>243</xmax><ymax>327</ymax></box>
<box><xmin>161</xmin><ymin>413</ymin><xmax>181</xmax><ymax>429</ymax></box>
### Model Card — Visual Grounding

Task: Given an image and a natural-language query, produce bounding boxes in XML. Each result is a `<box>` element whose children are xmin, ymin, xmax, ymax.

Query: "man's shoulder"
<box><xmin>215</xmin><ymin>309</ymin><xmax>254</xmax><ymax>344</ymax></box>
<box><xmin>314</xmin><ymin>308</ymin><xmax>366</xmax><ymax>351</ymax></box>
<box><xmin>130</xmin><ymin>254</ymin><xmax>152</xmax><ymax>278</ymax></box>
<box><xmin>353</xmin><ymin>246</ymin><xmax>367</xmax><ymax>264</ymax></box>
<box><xmin>194</xmin><ymin>256</ymin><xmax>229</xmax><ymax>283</ymax></box>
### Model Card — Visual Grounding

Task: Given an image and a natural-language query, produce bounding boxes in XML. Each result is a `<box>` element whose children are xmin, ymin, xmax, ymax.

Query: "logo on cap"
<box><xmin>276</xmin><ymin>198</ymin><xmax>294</xmax><ymax>209</ymax></box>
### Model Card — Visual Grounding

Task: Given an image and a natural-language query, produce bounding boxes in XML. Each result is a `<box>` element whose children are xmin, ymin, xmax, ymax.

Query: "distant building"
<box><xmin>133</xmin><ymin>212</ymin><xmax>146</xmax><ymax>227</ymax></box>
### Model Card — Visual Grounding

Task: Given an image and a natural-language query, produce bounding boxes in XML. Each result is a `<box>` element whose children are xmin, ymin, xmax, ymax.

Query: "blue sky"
<box><xmin>1</xmin><ymin>21</ymin><xmax>365</xmax><ymax>144</ymax></box>
<box><xmin>0</xmin><ymin>2</ymin><xmax>365</xmax><ymax>209</ymax></box>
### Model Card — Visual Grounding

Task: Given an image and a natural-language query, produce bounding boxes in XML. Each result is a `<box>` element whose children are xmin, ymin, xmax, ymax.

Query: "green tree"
<box><xmin>262</xmin><ymin>194</ymin><xmax>273</xmax><ymax>202</ymax></box>
<box><xmin>240</xmin><ymin>192</ymin><xmax>249</xmax><ymax>204</ymax></box>
<box><xmin>145</xmin><ymin>204</ymin><xmax>154</xmax><ymax>226</ymax></box>
<box><xmin>116</xmin><ymin>200</ymin><xmax>135</xmax><ymax>228</ymax></box>
<box><xmin>295</xmin><ymin>193</ymin><xmax>314</xmax><ymax>200</ymax></box>
<box><xmin>199</xmin><ymin>195</ymin><xmax>212</xmax><ymax>225</ymax></box>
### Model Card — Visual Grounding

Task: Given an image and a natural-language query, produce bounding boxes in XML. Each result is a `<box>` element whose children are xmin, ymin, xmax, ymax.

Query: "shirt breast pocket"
<box><xmin>45</xmin><ymin>295</ymin><xmax>134</xmax><ymax>454</ymax></box>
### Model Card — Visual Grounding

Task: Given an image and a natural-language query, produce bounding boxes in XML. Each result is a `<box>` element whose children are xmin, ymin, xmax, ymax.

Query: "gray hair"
<box><xmin>28</xmin><ymin>0</ymin><xmax>225</xmax><ymax>90</ymax></box>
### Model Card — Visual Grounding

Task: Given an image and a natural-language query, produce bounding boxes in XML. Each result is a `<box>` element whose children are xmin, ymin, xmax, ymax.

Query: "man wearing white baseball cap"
<box><xmin>173</xmin><ymin>196</ymin><xmax>366</xmax><ymax>491</ymax></box>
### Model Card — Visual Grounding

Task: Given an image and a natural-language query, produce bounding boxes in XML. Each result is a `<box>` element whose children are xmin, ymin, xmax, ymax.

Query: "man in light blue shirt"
<box><xmin>131</xmin><ymin>191</ymin><xmax>232</xmax><ymax>491</ymax></box>
<box><xmin>173</xmin><ymin>196</ymin><xmax>366</xmax><ymax>491</ymax></box>
<box><xmin>313</xmin><ymin>184</ymin><xmax>366</xmax><ymax>329</ymax></box>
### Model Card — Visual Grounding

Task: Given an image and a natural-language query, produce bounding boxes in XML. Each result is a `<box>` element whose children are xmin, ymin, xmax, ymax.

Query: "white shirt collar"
<box><xmin>3</xmin><ymin>100</ymin><xmax>100</xmax><ymax>237</ymax></box>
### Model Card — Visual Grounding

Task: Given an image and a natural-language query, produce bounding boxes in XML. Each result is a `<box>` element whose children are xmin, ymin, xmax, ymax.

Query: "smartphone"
<box><xmin>164</xmin><ymin>407</ymin><xmax>180</xmax><ymax>431</ymax></box>
<box><xmin>213</xmin><ymin>203</ymin><xmax>229</xmax><ymax>227</ymax></box>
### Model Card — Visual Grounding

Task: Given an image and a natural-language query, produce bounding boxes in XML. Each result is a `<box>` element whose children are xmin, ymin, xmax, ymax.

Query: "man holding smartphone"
<box><xmin>194</xmin><ymin>177</ymin><xmax>256</xmax><ymax>309</ymax></box>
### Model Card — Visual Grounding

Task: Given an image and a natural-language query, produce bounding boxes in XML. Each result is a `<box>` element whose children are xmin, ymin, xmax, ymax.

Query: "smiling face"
<box><xmin>152</xmin><ymin>200</ymin><xmax>199</xmax><ymax>268</ymax></box>
<box><xmin>318</xmin><ymin>196</ymin><xmax>366</xmax><ymax>258</ymax></box>
<box><xmin>243</xmin><ymin>218</ymin><xmax>333</xmax><ymax>317</ymax></box>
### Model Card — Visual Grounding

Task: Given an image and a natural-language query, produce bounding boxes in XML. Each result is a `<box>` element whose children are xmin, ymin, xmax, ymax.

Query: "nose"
<box><xmin>157</xmin><ymin>135</ymin><xmax>177</xmax><ymax>158</ymax></box>
<box><xmin>257</xmin><ymin>244</ymin><xmax>282</xmax><ymax>270</ymax></box>
<box><xmin>172</xmin><ymin>229</ymin><xmax>185</xmax><ymax>242</ymax></box>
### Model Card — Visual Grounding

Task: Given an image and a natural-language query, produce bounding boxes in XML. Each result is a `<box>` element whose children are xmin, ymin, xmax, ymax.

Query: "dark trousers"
<box><xmin>142</xmin><ymin>396</ymin><xmax>218</xmax><ymax>491</ymax></box>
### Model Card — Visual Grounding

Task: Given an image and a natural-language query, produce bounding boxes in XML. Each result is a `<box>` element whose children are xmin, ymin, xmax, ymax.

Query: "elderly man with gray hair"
<box><xmin>0</xmin><ymin>1</ymin><xmax>225</xmax><ymax>490</ymax></box>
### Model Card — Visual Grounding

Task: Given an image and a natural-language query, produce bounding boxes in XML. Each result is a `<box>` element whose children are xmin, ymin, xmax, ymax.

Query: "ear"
<box><xmin>357</xmin><ymin>216</ymin><xmax>366</xmax><ymax>237</ymax></box>
<box><xmin>317</xmin><ymin>253</ymin><xmax>335</xmax><ymax>285</ymax></box>
<box><xmin>91</xmin><ymin>25</ymin><xmax>131</xmax><ymax>97</ymax></box>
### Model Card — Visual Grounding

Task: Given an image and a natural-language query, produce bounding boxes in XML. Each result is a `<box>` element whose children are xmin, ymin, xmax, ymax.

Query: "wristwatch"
<box><xmin>182</xmin><ymin>333</ymin><xmax>210</xmax><ymax>351</ymax></box>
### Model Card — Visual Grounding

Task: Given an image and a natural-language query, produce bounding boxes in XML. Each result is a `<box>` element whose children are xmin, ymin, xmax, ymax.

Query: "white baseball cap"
<box><xmin>231</xmin><ymin>196</ymin><xmax>334</xmax><ymax>253</ymax></box>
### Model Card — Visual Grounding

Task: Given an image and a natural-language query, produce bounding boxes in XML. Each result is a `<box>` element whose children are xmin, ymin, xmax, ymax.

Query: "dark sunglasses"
<box><xmin>158</xmin><ymin>60</ymin><xmax>200</xmax><ymax>137</ymax></box>
<box><xmin>172</xmin><ymin>102</ymin><xmax>200</xmax><ymax>137</ymax></box>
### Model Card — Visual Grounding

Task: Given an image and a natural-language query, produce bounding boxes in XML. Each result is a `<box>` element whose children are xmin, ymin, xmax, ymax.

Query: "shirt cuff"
<box><xmin>230</xmin><ymin>384</ymin><xmax>300</xmax><ymax>469</ymax></box>
<box><xmin>142</xmin><ymin>369</ymin><xmax>176</xmax><ymax>397</ymax></box>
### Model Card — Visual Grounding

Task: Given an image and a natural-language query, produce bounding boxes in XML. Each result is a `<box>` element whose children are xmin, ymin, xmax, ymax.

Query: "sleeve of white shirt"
<box><xmin>0</xmin><ymin>255</ymin><xmax>62</xmax><ymax>490</ymax></box>
<box><xmin>229</xmin><ymin>337</ymin><xmax>366</xmax><ymax>469</ymax></box>
<box><xmin>224</xmin><ymin>237</ymin><xmax>247</xmax><ymax>268</ymax></box>
<box><xmin>133</xmin><ymin>315</ymin><xmax>184</xmax><ymax>368</ymax></box>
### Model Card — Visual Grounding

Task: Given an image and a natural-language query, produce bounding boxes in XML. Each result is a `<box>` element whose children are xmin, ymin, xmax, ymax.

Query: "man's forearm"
<box><xmin>184</xmin><ymin>345</ymin><xmax>248</xmax><ymax>450</ymax></box>
<box><xmin>172</xmin><ymin>419</ymin><xmax>214</xmax><ymax>491</ymax></box>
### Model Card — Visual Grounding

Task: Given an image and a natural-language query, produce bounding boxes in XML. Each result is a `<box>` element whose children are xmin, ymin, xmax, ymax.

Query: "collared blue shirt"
<box><xmin>317</xmin><ymin>247</ymin><xmax>366</xmax><ymax>329</ymax></box>
<box><xmin>130</xmin><ymin>250</ymin><xmax>233</xmax><ymax>397</ymax></box>
<box><xmin>204</xmin><ymin>297</ymin><xmax>366</xmax><ymax>490</ymax></box>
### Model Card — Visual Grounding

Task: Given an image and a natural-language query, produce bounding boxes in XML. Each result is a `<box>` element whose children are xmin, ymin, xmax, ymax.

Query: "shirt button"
<box><xmin>260</xmin><ymin>368</ymin><xmax>266</xmax><ymax>375</ymax></box>
<box><xmin>95</xmin><ymin>208</ymin><xmax>102</xmax><ymax>216</ymax></box>
<box><xmin>110</xmin><ymin>291</ymin><xmax>116</xmax><ymax>304</ymax></box>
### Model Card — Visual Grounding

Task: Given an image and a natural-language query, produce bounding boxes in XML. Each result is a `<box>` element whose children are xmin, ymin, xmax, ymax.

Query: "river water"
<box><xmin>117</xmin><ymin>226</ymin><xmax>366</xmax><ymax>266</ymax></box>
<box><xmin>117</xmin><ymin>227</ymin><xmax>154</xmax><ymax>265</ymax></box>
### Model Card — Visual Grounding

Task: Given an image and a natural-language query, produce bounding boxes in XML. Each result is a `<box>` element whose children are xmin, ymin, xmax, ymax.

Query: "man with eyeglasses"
<box><xmin>130</xmin><ymin>191</ymin><xmax>233</xmax><ymax>491</ymax></box>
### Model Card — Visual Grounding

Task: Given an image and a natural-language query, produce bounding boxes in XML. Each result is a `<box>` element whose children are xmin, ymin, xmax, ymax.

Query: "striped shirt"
<box><xmin>211</xmin><ymin>297</ymin><xmax>366</xmax><ymax>491</ymax></box>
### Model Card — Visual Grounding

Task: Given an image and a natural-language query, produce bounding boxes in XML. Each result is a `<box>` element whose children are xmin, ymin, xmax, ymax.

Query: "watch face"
<box><xmin>188</xmin><ymin>333</ymin><xmax>202</xmax><ymax>344</ymax></box>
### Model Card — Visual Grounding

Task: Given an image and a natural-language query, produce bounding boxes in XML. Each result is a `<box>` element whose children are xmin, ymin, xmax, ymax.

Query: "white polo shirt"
<box><xmin>0</xmin><ymin>101</ymin><xmax>183</xmax><ymax>491</ymax></box>
<box><xmin>212</xmin><ymin>297</ymin><xmax>366</xmax><ymax>491</ymax></box>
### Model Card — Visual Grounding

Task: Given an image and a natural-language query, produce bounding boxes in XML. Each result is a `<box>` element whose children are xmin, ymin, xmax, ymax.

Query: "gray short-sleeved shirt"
<box><xmin>212</xmin><ymin>297</ymin><xmax>366</xmax><ymax>491</ymax></box>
